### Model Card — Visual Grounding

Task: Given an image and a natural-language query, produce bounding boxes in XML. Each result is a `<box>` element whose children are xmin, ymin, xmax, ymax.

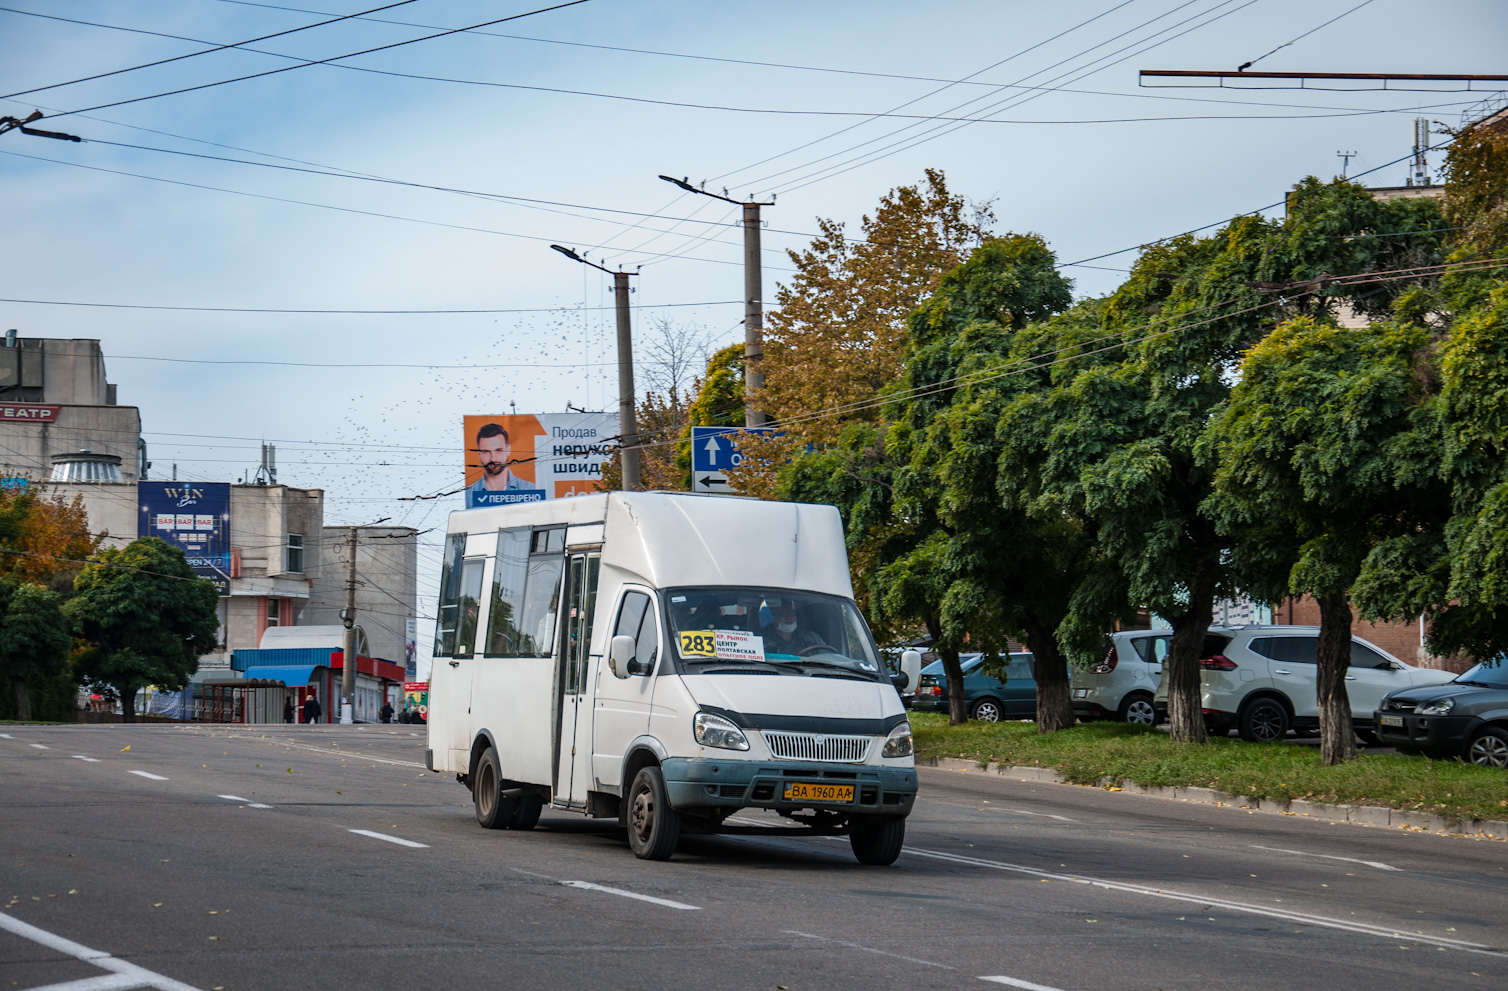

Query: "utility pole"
<box><xmin>550</xmin><ymin>245</ymin><xmax>641</xmax><ymax>489</ymax></box>
<box><xmin>340</xmin><ymin>526</ymin><xmax>357</xmax><ymax>724</ymax></box>
<box><xmin>660</xmin><ymin>176</ymin><xmax>774</xmax><ymax>427</ymax></box>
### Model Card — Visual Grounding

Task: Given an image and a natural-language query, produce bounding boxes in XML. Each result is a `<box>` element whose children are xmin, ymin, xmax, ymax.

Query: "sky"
<box><xmin>2</xmin><ymin>0</ymin><xmax>1504</xmax><ymax>624</ymax></box>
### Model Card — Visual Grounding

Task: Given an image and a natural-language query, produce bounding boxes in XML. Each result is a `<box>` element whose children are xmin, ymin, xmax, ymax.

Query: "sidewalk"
<box><xmin>919</xmin><ymin>755</ymin><xmax>1508</xmax><ymax>840</ymax></box>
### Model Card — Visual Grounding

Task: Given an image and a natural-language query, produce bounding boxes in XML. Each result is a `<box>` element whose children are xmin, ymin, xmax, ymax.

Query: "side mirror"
<box><xmin>609</xmin><ymin>635</ymin><xmax>635</xmax><ymax>679</ymax></box>
<box><xmin>900</xmin><ymin>649</ymin><xmax>922</xmax><ymax>696</ymax></box>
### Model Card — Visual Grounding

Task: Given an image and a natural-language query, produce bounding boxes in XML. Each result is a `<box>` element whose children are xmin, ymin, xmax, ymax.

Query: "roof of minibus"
<box><xmin>448</xmin><ymin>491</ymin><xmax>854</xmax><ymax>598</ymax></box>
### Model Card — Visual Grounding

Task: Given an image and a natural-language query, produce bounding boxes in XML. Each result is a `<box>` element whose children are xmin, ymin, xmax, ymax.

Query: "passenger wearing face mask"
<box><xmin>759</xmin><ymin>597</ymin><xmax>825</xmax><ymax>654</ymax></box>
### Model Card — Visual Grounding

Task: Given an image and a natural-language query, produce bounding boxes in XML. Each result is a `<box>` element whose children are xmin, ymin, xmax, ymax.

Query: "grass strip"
<box><xmin>911</xmin><ymin>713</ymin><xmax>1508</xmax><ymax>823</ymax></box>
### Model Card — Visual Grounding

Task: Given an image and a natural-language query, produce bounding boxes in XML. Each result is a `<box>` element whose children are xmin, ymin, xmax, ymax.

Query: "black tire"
<box><xmin>1465</xmin><ymin>727</ymin><xmax>1508</xmax><ymax>768</ymax></box>
<box><xmin>850</xmin><ymin>818</ymin><xmax>906</xmax><ymax>866</ymax></box>
<box><xmin>510</xmin><ymin>793</ymin><xmax>544</xmax><ymax>831</ymax></box>
<box><xmin>1119</xmin><ymin>693</ymin><xmax>1158</xmax><ymax>726</ymax></box>
<box><xmin>971</xmin><ymin>698</ymin><xmax>1004</xmax><ymax>723</ymax></box>
<box><xmin>626</xmin><ymin>766</ymin><xmax>681</xmax><ymax>860</ymax></box>
<box><xmin>1354</xmin><ymin>729</ymin><xmax>1379</xmax><ymax>746</ymax></box>
<box><xmin>1238</xmin><ymin>697</ymin><xmax>1291</xmax><ymax>743</ymax></box>
<box><xmin>473</xmin><ymin>747</ymin><xmax>516</xmax><ymax>830</ymax></box>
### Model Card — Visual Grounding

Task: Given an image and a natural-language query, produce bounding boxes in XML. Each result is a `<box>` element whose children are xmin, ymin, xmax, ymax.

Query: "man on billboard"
<box><xmin>467</xmin><ymin>423</ymin><xmax>545</xmax><ymax>508</ymax></box>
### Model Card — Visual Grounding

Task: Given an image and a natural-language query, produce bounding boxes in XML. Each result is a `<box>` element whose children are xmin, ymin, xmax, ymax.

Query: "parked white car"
<box><xmin>1153</xmin><ymin>625</ymin><xmax>1457</xmax><ymax>742</ymax></box>
<box><xmin>1074</xmin><ymin>629</ymin><xmax>1183</xmax><ymax>725</ymax></box>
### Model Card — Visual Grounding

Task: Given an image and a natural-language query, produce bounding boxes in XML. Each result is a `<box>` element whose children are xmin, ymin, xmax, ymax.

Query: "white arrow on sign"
<box><xmin>703</xmin><ymin>434</ymin><xmax>722</xmax><ymax>466</ymax></box>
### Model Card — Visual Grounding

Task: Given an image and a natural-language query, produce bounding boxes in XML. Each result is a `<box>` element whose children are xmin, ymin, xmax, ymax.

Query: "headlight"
<box><xmin>693</xmin><ymin>711</ymin><xmax>749</xmax><ymax>751</ymax></box>
<box><xmin>881</xmin><ymin>721</ymin><xmax>913</xmax><ymax>758</ymax></box>
<box><xmin>1416</xmin><ymin>698</ymin><xmax>1455</xmax><ymax>716</ymax></box>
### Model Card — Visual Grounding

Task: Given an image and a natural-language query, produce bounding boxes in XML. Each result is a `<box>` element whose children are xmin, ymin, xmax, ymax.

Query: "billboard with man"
<box><xmin>463</xmin><ymin>413</ymin><xmax>617</xmax><ymax>509</ymax></box>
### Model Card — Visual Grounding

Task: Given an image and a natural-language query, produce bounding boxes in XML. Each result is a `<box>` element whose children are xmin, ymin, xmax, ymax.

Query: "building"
<box><xmin>0</xmin><ymin>335</ymin><xmax>144</xmax><ymax>486</ymax></box>
<box><xmin>304</xmin><ymin>525</ymin><xmax>419</xmax><ymax>676</ymax></box>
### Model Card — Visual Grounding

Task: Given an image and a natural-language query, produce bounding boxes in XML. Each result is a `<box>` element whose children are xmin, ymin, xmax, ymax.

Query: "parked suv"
<box><xmin>909</xmin><ymin>652</ymin><xmax>1036</xmax><ymax>722</ymax></box>
<box><xmin>1153</xmin><ymin>626</ymin><xmax>1455</xmax><ymax>742</ymax></box>
<box><xmin>1073</xmin><ymin>629</ymin><xmax>1175</xmax><ymax>725</ymax></box>
<box><xmin>1374</xmin><ymin>656</ymin><xmax>1508</xmax><ymax>766</ymax></box>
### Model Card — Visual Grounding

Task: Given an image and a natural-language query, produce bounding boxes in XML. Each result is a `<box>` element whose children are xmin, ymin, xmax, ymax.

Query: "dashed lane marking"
<box><xmin>218</xmin><ymin>794</ymin><xmax>272</xmax><ymax>809</ymax></box>
<box><xmin>559</xmin><ymin>880</ymin><xmax>700</xmax><ymax>911</ymax></box>
<box><xmin>260</xmin><ymin>739</ymin><xmax>424</xmax><ymax>768</ymax></box>
<box><xmin>978</xmin><ymin>976</ymin><xmax>1068</xmax><ymax>990</ymax></box>
<box><xmin>348</xmin><ymin>829</ymin><xmax>429</xmax><ymax>848</ymax></box>
<box><xmin>72</xmin><ymin>755</ymin><xmax>102</xmax><ymax>762</ymax></box>
<box><xmin>0</xmin><ymin>911</ymin><xmax>203</xmax><ymax>991</ymax></box>
<box><xmin>1250</xmin><ymin>844</ymin><xmax>1401</xmax><ymax>872</ymax></box>
<box><xmin>29</xmin><ymin>743</ymin><xmax>48</xmax><ymax>750</ymax></box>
<box><xmin>0</xmin><ymin>732</ymin><xmax>13</xmax><ymax>738</ymax></box>
<box><xmin>784</xmin><ymin>930</ymin><xmax>951</xmax><ymax>968</ymax></box>
<box><xmin>129</xmin><ymin>771</ymin><xmax>168</xmax><ymax>781</ymax></box>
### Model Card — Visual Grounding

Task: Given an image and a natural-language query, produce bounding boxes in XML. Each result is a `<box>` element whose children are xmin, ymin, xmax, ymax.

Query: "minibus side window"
<box><xmin>433</xmin><ymin>533</ymin><xmax>466</xmax><ymax>656</ymax></box>
<box><xmin>613</xmin><ymin>591</ymin><xmax>659</xmax><ymax>673</ymax></box>
<box><xmin>485</xmin><ymin>529</ymin><xmax>531</xmax><ymax>656</ymax></box>
<box><xmin>453</xmin><ymin>559</ymin><xmax>486</xmax><ymax>657</ymax></box>
<box><xmin>518</xmin><ymin>528</ymin><xmax>566</xmax><ymax>656</ymax></box>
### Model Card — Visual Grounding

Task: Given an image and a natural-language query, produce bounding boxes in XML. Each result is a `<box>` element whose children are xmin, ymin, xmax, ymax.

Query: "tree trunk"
<box><xmin>121</xmin><ymin>686</ymin><xmax>137</xmax><ymax>724</ymax></box>
<box><xmin>1316</xmin><ymin>591</ymin><xmax>1358</xmax><ymax>765</ymax></box>
<box><xmin>926</xmin><ymin>613</ymin><xmax>968</xmax><ymax>725</ymax></box>
<box><xmin>12</xmin><ymin>676</ymin><xmax>31</xmax><ymax>722</ymax></box>
<box><xmin>1166</xmin><ymin>559</ymin><xmax>1217</xmax><ymax>744</ymax></box>
<box><xmin>1023</xmin><ymin>618</ymin><xmax>1074</xmax><ymax>733</ymax></box>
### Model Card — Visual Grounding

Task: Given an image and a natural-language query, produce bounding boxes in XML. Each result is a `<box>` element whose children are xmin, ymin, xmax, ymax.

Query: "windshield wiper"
<box><xmin>683</xmin><ymin>657</ymin><xmax>803</xmax><ymax>674</ymax></box>
<box><xmin>797</xmin><ymin>657</ymin><xmax>879</xmax><ymax>679</ymax></box>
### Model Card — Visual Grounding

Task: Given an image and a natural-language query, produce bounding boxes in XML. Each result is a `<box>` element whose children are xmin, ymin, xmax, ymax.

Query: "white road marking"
<box><xmin>999</xmin><ymin>808</ymin><xmax>1077</xmax><ymax>822</ymax></box>
<box><xmin>979</xmin><ymin>976</ymin><xmax>1068</xmax><ymax>990</ymax></box>
<box><xmin>0</xmin><ymin>732</ymin><xmax>12</xmax><ymax>738</ymax></box>
<box><xmin>905</xmin><ymin>847</ymin><xmax>1501</xmax><ymax>956</ymax></box>
<box><xmin>348</xmin><ymin>829</ymin><xmax>429</xmax><ymax>848</ymax></box>
<box><xmin>0</xmin><ymin>911</ymin><xmax>203</xmax><ymax>991</ymax></box>
<box><xmin>784</xmin><ymin>930</ymin><xmax>952</xmax><ymax>969</ymax></box>
<box><xmin>73</xmin><ymin>755</ymin><xmax>101</xmax><ymax>762</ymax></box>
<box><xmin>217</xmin><ymin>794</ymin><xmax>272</xmax><ymax>809</ymax></box>
<box><xmin>129</xmin><ymin>771</ymin><xmax>168</xmax><ymax>781</ymax></box>
<box><xmin>1251</xmin><ymin>844</ymin><xmax>1401</xmax><ymax>872</ymax></box>
<box><xmin>264</xmin><ymin>739</ymin><xmax>424</xmax><ymax>768</ymax></box>
<box><xmin>559</xmin><ymin>880</ymin><xmax>700</xmax><ymax>910</ymax></box>
<box><xmin>26</xmin><ymin>974</ymin><xmax>147</xmax><ymax>991</ymax></box>
<box><xmin>29</xmin><ymin>743</ymin><xmax>49</xmax><ymax>750</ymax></box>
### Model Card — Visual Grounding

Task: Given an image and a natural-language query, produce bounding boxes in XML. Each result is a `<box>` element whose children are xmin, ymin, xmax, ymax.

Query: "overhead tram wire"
<box><xmin>39</xmin><ymin>0</ymin><xmax>599</xmax><ymax>121</ymax></box>
<box><xmin>763</xmin><ymin>0</ymin><xmax>1268</xmax><ymax>197</ymax></box>
<box><xmin>0</xmin><ymin>0</ymin><xmax>424</xmax><ymax>101</ymax></box>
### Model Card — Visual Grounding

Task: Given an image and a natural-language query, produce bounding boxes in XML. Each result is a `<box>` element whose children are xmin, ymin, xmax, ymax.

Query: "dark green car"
<box><xmin>907</xmin><ymin>652</ymin><xmax>1037</xmax><ymax>722</ymax></box>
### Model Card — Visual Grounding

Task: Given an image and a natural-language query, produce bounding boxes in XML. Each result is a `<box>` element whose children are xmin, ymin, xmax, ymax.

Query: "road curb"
<box><xmin>918</xmin><ymin>756</ymin><xmax>1508</xmax><ymax>840</ymax></box>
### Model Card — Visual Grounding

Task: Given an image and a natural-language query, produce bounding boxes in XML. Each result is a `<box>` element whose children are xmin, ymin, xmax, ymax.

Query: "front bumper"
<box><xmin>1371</xmin><ymin>711</ymin><xmax>1476</xmax><ymax>755</ymax></box>
<box><xmin>661</xmin><ymin>757</ymin><xmax>916</xmax><ymax>817</ymax></box>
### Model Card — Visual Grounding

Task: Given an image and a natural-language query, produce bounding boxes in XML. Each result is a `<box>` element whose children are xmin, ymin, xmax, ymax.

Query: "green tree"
<box><xmin>67</xmin><ymin>537</ymin><xmax>220</xmax><ymax>722</ymax></box>
<box><xmin>0</xmin><ymin>580</ymin><xmax>71</xmax><ymax>721</ymax></box>
<box><xmin>1209</xmin><ymin>316</ymin><xmax>1441</xmax><ymax>763</ymax></box>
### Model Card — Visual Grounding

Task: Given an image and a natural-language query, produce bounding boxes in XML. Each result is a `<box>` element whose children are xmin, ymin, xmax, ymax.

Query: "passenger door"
<box><xmin>1266</xmin><ymin>636</ymin><xmax>1319</xmax><ymax>719</ymax></box>
<box><xmin>430</xmin><ymin>532</ymin><xmax>486</xmax><ymax>769</ymax></box>
<box><xmin>591</xmin><ymin>588</ymin><xmax>661</xmax><ymax>795</ymax></box>
<box><xmin>1004</xmin><ymin>654</ymin><xmax>1038</xmax><ymax>718</ymax></box>
<box><xmin>553</xmin><ymin>550</ymin><xmax>600</xmax><ymax>808</ymax></box>
<box><xmin>1343</xmin><ymin>641</ymin><xmax>1407</xmax><ymax>722</ymax></box>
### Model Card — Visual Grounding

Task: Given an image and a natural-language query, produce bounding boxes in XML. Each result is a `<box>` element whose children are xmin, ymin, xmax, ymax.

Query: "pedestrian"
<box><xmin>283</xmin><ymin>695</ymin><xmax>294</xmax><ymax>724</ymax></box>
<box><xmin>379</xmin><ymin>700</ymin><xmax>394</xmax><ymax>724</ymax></box>
<box><xmin>303</xmin><ymin>694</ymin><xmax>322</xmax><ymax>725</ymax></box>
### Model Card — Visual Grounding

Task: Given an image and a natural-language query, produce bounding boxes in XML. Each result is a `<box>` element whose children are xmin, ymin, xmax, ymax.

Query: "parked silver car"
<box><xmin>1073</xmin><ymin>629</ymin><xmax>1184</xmax><ymax>725</ymax></box>
<box><xmin>1153</xmin><ymin>625</ymin><xmax>1456</xmax><ymax>742</ymax></box>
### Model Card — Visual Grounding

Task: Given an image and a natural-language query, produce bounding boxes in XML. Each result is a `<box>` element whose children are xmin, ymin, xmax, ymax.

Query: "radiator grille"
<box><xmin>763</xmin><ymin>731</ymin><xmax>870</xmax><ymax>763</ymax></box>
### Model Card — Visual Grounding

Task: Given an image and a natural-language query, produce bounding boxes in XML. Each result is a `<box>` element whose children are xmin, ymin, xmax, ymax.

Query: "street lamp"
<box><xmin>550</xmin><ymin>245</ymin><xmax>641</xmax><ymax>491</ymax></box>
<box><xmin>658</xmin><ymin>175</ymin><xmax>772</xmax><ymax>428</ymax></box>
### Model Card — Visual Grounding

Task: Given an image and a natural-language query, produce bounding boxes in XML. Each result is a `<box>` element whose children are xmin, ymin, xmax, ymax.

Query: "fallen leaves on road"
<box><xmin>121</xmin><ymin>746</ymin><xmax>130</xmax><ymax>752</ymax></box>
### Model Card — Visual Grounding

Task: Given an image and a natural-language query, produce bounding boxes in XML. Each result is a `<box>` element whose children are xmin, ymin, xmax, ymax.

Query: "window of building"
<box><xmin>266</xmin><ymin>597</ymin><xmax>281</xmax><ymax>628</ymax></box>
<box><xmin>285</xmin><ymin>534</ymin><xmax>304</xmax><ymax>574</ymax></box>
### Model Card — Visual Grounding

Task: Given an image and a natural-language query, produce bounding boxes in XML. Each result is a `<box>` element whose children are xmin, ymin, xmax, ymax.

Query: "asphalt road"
<box><xmin>3</xmin><ymin>724</ymin><xmax>1505</xmax><ymax>991</ymax></box>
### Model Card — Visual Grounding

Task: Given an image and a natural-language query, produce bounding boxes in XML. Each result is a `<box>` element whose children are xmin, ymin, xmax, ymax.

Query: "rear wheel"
<box><xmin>473</xmin><ymin>747</ymin><xmax>515</xmax><ymax>830</ymax></box>
<box><xmin>850</xmin><ymin>818</ymin><xmax>905</xmax><ymax>866</ymax></box>
<box><xmin>971</xmin><ymin>698</ymin><xmax>1004</xmax><ymax>723</ymax></box>
<box><xmin>1465</xmin><ymin>727</ymin><xmax>1508</xmax><ymax>768</ymax></box>
<box><xmin>1238</xmin><ymin>697</ymin><xmax>1290</xmax><ymax>743</ymax></box>
<box><xmin>510</xmin><ymin>793</ymin><xmax>543</xmax><ymax>830</ymax></box>
<box><xmin>1119</xmin><ymin>693</ymin><xmax>1158</xmax><ymax>726</ymax></box>
<box><xmin>627</xmin><ymin>766</ymin><xmax>681</xmax><ymax>860</ymax></box>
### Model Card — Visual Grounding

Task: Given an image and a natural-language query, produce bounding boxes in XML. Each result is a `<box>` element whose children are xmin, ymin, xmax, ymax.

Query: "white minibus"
<box><xmin>425</xmin><ymin>491</ymin><xmax>918</xmax><ymax>864</ymax></box>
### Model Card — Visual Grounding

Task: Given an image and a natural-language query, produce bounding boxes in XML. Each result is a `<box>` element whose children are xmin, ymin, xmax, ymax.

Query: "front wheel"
<box><xmin>850</xmin><ymin>818</ymin><xmax>905</xmax><ymax>866</ymax></box>
<box><xmin>1465</xmin><ymin>727</ymin><xmax>1508</xmax><ymax>768</ymax></box>
<box><xmin>626</xmin><ymin>766</ymin><xmax>681</xmax><ymax>860</ymax></box>
<box><xmin>971</xmin><ymin>698</ymin><xmax>1003</xmax><ymax>723</ymax></box>
<box><xmin>1119</xmin><ymin>693</ymin><xmax>1158</xmax><ymax>726</ymax></box>
<box><xmin>1238</xmin><ymin>697</ymin><xmax>1290</xmax><ymax>743</ymax></box>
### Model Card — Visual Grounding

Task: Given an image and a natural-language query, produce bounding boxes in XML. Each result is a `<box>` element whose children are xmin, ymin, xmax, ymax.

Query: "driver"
<box><xmin>759</xmin><ymin>597</ymin><xmax>825</xmax><ymax>653</ymax></box>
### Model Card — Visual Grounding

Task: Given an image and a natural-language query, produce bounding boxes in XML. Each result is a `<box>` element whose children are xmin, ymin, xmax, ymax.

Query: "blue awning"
<box><xmin>241</xmin><ymin>664</ymin><xmax>326</xmax><ymax>687</ymax></box>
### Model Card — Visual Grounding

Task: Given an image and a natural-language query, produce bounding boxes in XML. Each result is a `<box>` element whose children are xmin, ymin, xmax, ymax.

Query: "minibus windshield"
<box><xmin>666</xmin><ymin>587</ymin><xmax>882</xmax><ymax>679</ymax></box>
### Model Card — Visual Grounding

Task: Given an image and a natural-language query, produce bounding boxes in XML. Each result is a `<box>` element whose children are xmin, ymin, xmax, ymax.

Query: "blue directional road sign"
<box><xmin>691</xmin><ymin>425</ymin><xmax>777</xmax><ymax>493</ymax></box>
